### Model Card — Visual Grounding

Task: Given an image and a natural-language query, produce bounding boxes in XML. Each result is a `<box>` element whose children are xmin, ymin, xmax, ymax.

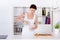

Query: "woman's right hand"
<box><xmin>23</xmin><ymin>20</ymin><xmax>29</xmax><ymax>25</ymax></box>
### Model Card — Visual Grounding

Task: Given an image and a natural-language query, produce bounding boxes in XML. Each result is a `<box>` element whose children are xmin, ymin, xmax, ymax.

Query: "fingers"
<box><xmin>29</xmin><ymin>27</ymin><xmax>35</xmax><ymax>31</ymax></box>
<box><xmin>24</xmin><ymin>20</ymin><xmax>29</xmax><ymax>24</ymax></box>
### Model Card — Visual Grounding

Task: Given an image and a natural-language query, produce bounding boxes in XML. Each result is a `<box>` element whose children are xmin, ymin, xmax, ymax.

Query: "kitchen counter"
<box><xmin>7</xmin><ymin>32</ymin><xmax>60</xmax><ymax>39</ymax></box>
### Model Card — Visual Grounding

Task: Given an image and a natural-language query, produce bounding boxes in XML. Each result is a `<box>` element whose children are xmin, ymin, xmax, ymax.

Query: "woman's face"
<box><xmin>29</xmin><ymin>8</ymin><xmax>36</xmax><ymax>14</ymax></box>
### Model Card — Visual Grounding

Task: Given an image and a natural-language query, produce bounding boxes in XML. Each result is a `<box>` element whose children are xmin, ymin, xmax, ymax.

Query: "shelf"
<box><xmin>38</xmin><ymin>21</ymin><xmax>51</xmax><ymax>25</ymax></box>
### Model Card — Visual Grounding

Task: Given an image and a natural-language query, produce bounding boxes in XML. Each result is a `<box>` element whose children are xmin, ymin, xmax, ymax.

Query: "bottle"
<box><xmin>45</xmin><ymin>12</ymin><xmax>50</xmax><ymax>24</ymax></box>
<box><xmin>42</xmin><ymin>8</ymin><xmax>46</xmax><ymax>16</ymax></box>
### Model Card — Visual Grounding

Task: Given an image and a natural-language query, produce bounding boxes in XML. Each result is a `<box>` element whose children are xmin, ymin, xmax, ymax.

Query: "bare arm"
<box><xmin>34</xmin><ymin>16</ymin><xmax>38</xmax><ymax>29</ymax></box>
<box><xmin>30</xmin><ymin>16</ymin><xmax>38</xmax><ymax>30</ymax></box>
<box><xmin>16</xmin><ymin>13</ymin><xmax>29</xmax><ymax>24</ymax></box>
<box><xmin>16</xmin><ymin>13</ymin><xmax>25</xmax><ymax>22</ymax></box>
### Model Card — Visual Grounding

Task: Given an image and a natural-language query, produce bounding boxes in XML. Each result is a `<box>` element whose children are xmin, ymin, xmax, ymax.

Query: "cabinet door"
<box><xmin>14</xmin><ymin>7</ymin><xmax>24</xmax><ymax>35</ymax></box>
<box><xmin>14</xmin><ymin>7</ymin><xmax>24</xmax><ymax>16</ymax></box>
<box><xmin>36</xmin><ymin>24</ymin><xmax>52</xmax><ymax>34</ymax></box>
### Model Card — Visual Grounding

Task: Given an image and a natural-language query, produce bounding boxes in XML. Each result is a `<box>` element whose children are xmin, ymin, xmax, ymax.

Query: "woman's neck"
<box><xmin>29</xmin><ymin>13</ymin><xmax>34</xmax><ymax>15</ymax></box>
<box><xmin>27</xmin><ymin>13</ymin><xmax>34</xmax><ymax>19</ymax></box>
<box><xmin>29</xmin><ymin>13</ymin><xmax>34</xmax><ymax>16</ymax></box>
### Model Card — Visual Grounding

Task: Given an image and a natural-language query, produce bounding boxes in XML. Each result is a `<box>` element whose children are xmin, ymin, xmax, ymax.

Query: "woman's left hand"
<box><xmin>29</xmin><ymin>26</ymin><xmax>37</xmax><ymax>31</ymax></box>
<box><xmin>29</xmin><ymin>27</ymin><xmax>34</xmax><ymax>30</ymax></box>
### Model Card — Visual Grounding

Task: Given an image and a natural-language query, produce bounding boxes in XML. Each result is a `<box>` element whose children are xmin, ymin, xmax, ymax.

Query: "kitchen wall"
<box><xmin>0</xmin><ymin>0</ymin><xmax>60</xmax><ymax>35</ymax></box>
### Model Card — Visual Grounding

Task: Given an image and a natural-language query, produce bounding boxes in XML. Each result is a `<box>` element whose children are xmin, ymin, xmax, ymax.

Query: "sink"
<box><xmin>0</xmin><ymin>35</ymin><xmax>8</xmax><ymax>39</ymax></box>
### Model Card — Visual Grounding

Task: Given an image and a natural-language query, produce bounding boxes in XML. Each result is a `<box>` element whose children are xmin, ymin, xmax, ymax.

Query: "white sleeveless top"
<box><xmin>22</xmin><ymin>13</ymin><xmax>36</xmax><ymax>37</ymax></box>
<box><xmin>24</xmin><ymin>13</ymin><xmax>36</xmax><ymax>27</ymax></box>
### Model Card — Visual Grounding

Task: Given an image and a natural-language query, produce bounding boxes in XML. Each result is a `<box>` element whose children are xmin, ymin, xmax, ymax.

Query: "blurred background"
<box><xmin>0</xmin><ymin>0</ymin><xmax>60</xmax><ymax>39</ymax></box>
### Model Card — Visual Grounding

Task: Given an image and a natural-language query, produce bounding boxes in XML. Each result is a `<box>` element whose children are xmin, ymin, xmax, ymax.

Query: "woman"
<box><xmin>16</xmin><ymin>4</ymin><xmax>38</xmax><ymax>37</ymax></box>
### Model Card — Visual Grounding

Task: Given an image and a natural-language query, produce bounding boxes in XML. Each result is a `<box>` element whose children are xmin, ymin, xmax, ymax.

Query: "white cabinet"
<box><xmin>14</xmin><ymin>7</ymin><xmax>24</xmax><ymax>35</ymax></box>
<box><xmin>14</xmin><ymin>7</ymin><xmax>24</xmax><ymax>16</ymax></box>
<box><xmin>35</xmin><ymin>24</ymin><xmax>52</xmax><ymax>34</ymax></box>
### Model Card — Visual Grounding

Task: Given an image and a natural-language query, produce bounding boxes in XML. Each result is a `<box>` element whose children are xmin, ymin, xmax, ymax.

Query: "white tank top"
<box><xmin>24</xmin><ymin>13</ymin><xmax>36</xmax><ymax>27</ymax></box>
<box><xmin>22</xmin><ymin>13</ymin><xmax>36</xmax><ymax>36</ymax></box>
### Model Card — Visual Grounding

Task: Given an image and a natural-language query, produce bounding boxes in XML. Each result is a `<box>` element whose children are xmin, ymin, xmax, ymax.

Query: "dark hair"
<box><xmin>30</xmin><ymin>4</ymin><xmax>37</xmax><ymax>10</ymax></box>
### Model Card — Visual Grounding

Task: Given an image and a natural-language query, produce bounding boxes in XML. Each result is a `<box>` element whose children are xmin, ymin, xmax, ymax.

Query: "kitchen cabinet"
<box><xmin>14</xmin><ymin>7</ymin><xmax>24</xmax><ymax>35</ymax></box>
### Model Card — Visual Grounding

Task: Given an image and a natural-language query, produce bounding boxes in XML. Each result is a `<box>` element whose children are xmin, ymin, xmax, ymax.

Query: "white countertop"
<box><xmin>7</xmin><ymin>32</ymin><xmax>60</xmax><ymax>39</ymax></box>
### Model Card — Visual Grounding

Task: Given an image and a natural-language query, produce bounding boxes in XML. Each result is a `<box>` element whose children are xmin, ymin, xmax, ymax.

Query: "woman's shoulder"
<box><xmin>35</xmin><ymin>14</ymin><xmax>38</xmax><ymax>17</ymax></box>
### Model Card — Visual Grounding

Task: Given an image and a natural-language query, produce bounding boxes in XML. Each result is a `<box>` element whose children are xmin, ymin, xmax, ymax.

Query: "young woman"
<box><xmin>16</xmin><ymin>4</ymin><xmax>38</xmax><ymax>37</ymax></box>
